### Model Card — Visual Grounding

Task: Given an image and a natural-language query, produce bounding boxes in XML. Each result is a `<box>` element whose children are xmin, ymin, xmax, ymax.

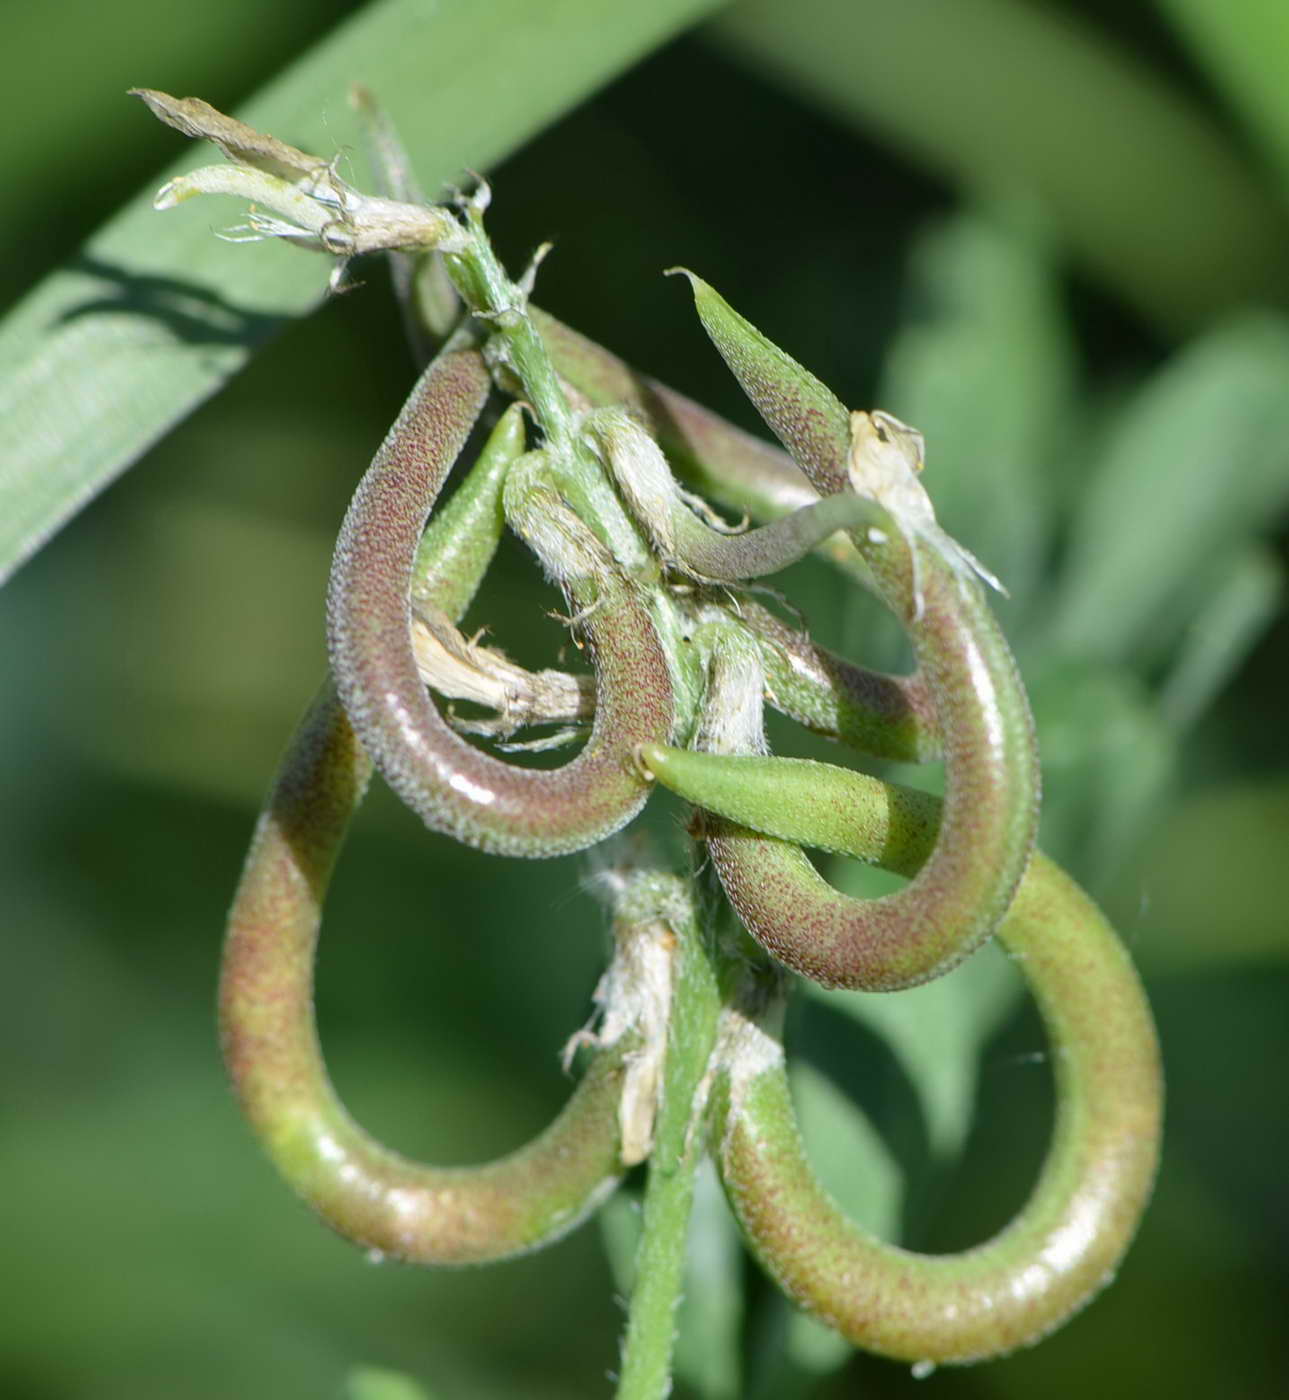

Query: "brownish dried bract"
<box><xmin>130</xmin><ymin>89</ymin><xmax>327</xmax><ymax>182</ymax></box>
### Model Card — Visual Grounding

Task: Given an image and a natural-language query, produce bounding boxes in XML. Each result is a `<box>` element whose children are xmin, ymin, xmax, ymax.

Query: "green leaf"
<box><xmin>0</xmin><ymin>0</ymin><xmax>720</xmax><ymax>586</ymax></box>
<box><xmin>1027</xmin><ymin>659</ymin><xmax>1175</xmax><ymax>886</ymax></box>
<box><xmin>711</xmin><ymin>0</ymin><xmax>1288</xmax><ymax>332</ymax></box>
<box><xmin>1111</xmin><ymin>778</ymin><xmax>1289</xmax><ymax>972</ymax></box>
<box><xmin>1051</xmin><ymin>313</ymin><xmax>1289</xmax><ymax>663</ymax></box>
<box><xmin>1158</xmin><ymin>544</ymin><xmax>1283</xmax><ymax>735</ymax></box>
<box><xmin>807</xmin><ymin>920</ymin><xmax>1020</xmax><ymax>1165</ymax></box>
<box><xmin>1159</xmin><ymin>0</ymin><xmax>1289</xmax><ymax>193</ymax></box>
<box><xmin>346</xmin><ymin>1366</ymin><xmax>437</xmax><ymax>1400</ymax></box>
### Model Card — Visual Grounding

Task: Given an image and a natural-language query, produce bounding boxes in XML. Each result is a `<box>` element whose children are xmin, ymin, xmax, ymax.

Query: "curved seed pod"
<box><xmin>535</xmin><ymin>310</ymin><xmax>820</xmax><ymax>516</ymax></box>
<box><xmin>328</xmin><ymin>347</ymin><xmax>673</xmax><ymax>858</ymax></box>
<box><xmin>410</xmin><ymin>398</ymin><xmax>526</xmax><ymax>621</ymax></box>
<box><xmin>737</xmin><ymin>558</ymin><xmax>1028</xmax><ymax>988</ymax></box>
<box><xmin>222</xmin><ymin>684</ymin><xmax>639</xmax><ymax>1264</ymax></box>
<box><xmin>697</xmin><ymin>760</ymin><xmax>1161</xmax><ymax>1364</ymax></box>
<box><xmin>651</xmin><ymin>741</ymin><xmax>1021</xmax><ymax>990</ymax></box>
<box><xmin>711</xmin><ymin>556</ymin><xmax>1033</xmax><ymax>987</ymax></box>
<box><xmin>533</xmin><ymin>309</ymin><xmax>877</xmax><ymax>589</ymax></box>
<box><xmin>740</xmin><ymin>600</ymin><xmax>941</xmax><ymax>765</ymax></box>
<box><xmin>224</xmin><ymin>419</ymin><xmax>637</xmax><ymax>1263</ymax></box>
<box><xmin>664</xmin><ymin>276</ymin><xmax>1039</xmax><ymax>987</ymax></box>
<box><xmin>643</xmin><ymin>564</ymin><xmax>1034</xmax><ymax>989</ymax></box>
<box><xmin>589</xmin><ymin>409</ymin><xmax>885</xmax><ymax>581</ymax></box>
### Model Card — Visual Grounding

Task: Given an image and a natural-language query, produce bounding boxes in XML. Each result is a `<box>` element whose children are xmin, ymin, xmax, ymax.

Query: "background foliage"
<box><xmin>2</xmin><ymin>2</ymin><xmax>1287</xmax><ymax>1396</ymax></box>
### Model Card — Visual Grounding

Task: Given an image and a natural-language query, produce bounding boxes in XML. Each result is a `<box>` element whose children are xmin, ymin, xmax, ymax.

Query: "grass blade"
<box><xmin>711</xmin><ymin>0</ymin><xmax>1287</xmax><ymax>331</ymax></box>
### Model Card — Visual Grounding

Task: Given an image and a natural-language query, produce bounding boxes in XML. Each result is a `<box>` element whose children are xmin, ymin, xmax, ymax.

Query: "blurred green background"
<box><xmin>2</xmin><ymin>2</ymin><xmax>1288</xmax><ymax>1396</ymax></box>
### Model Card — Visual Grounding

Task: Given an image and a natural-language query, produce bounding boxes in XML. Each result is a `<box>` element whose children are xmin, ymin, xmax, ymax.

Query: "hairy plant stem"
<box><xmin>442</xmin><ymin>202</ymin><xmax>576</xmax><ymax>449</ymax></box>
<box><xmin>439</xmin><ymin>201</ymin><xmax>657</xmax><ymax>576</ymax></box>
<box><xmin>615</xmin><ymin>866</ymin><xmax>724</xmax><ymax>1400</ymax></box>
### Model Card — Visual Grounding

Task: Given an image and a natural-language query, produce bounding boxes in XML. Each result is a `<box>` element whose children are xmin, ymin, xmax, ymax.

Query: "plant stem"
<box><xmin>442</xmin><ymin>202</ymin><xmax>576</xmax><ymax>447</ymax></box>
<box><xmin>440</xmin><ymin>202</ymin><xmax>656</xmax><ymax>573</ymax></box>
<box><xmin>615</xmin><ymin>872</ymin><xmax>724</xmax><ymax>1400</ymax></box>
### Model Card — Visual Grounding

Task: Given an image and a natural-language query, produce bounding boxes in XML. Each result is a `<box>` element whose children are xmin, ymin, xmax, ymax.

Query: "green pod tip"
<box><xmin>668</xmin><ymin>268</ymin><xmax>852</xmax><ymax>493</ymax></box>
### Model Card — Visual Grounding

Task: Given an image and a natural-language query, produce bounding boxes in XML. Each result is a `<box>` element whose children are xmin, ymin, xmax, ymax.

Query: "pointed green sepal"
<box><xmin>671</xmin><ymin>269</ymin><xmax>851</xmax><ymax>493</ymax></box>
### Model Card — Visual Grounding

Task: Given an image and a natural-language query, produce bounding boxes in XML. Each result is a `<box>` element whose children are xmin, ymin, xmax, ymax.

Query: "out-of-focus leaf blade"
<box><xmin>1159</xmin><ymin>545</ymin><xmax>1283</xmax><ymax>734</ymax></box>
<box><xmin>880</xmin><ymin>206</ymin><xmax>1076</xmax><ymax>602</ymax></box>
<box><xmin>791</xmin><ymin>1054</ymin><xmax>902</xmax><ymax>1236</ymax></box>
<box><xmin>0</xmin><ymin>0</ymin><xmax>719</xmax><ymax>586</ymax></box>
<box><xmin>597</xmin><ymin>1191</ymin><xmax>642</xmax><ymax>1297</ymax></box>
<box><xmin>808</xmin><ymin>931</ymin><xmax>1020</xmax><ymax>1165</ymax></box>
<box><xmin>711</xmin><ymin>0</ymin><xmax>1288</xmax><ymax>332</ymax></box>
<box><xmin>1112</xmin><ymin>778</ymin><xmax>1289</xmax><ymax>972</ymax></box>
<box><xmin>1051</xmin><ymin>314</ymin><xmax>1289</xmax><ymax>662</ymax></box>
<box><xmin>1028</xmin><ymin>660</ymin><xmax>1176</xmax><ymax>886</ymax></box>
<box><xmin>346</xmin><ymin>1367</ymin><xmax>437</xmax><ymax>1400</ymax></box>
<box><xmin>1159</xmin><ymin>0</ymin><xmax>1289</xmax><ymax>193</ymax></box>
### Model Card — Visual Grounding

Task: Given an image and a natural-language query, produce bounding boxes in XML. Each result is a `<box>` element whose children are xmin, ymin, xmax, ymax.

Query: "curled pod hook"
<box><xmin>588</xmin><ymin>407</ymin><xmax>887</xmax><ymax>584</ymax></box>
<box><xmin>328</xmin><ymin>345</ymin><xmax>673</xmax><ymax>858</ymax></box>
<box><xmin>691</xmin><ymin>754</ymin><xmax>1161</xmax><ymax>1364</ymax></box>
<box><xmin>221</xmin><ymin>683</ymin><xmax>662</xmax><ymax>1264</ymax></box>
<box><xmin>535</xmin><ymin>310</ymin><xmax>828</xmax><ymax>525</ymax></box>
<box><xmin>223</xmin><ymin>425</ymin><xmax>651</xmax><ymax>1263</ymax></box>
<box><xmin>656</xmin><ymin>277</ymin><xmax>1040</xmax><ymax>989</ymax></box>
<box><xmin>740</xmin><ymin>599</ymin><xmax>941</xmax><ymax>766</ymax></box>
<box><xmin>644</xmin><ymin>603</ymin><xmax>1029</xmax><ymax>990</ymax></box>
<box><xmin>684</xmin><ymin>531</ymin><xmax>1033</xmax><ymax>990</ymax></box>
